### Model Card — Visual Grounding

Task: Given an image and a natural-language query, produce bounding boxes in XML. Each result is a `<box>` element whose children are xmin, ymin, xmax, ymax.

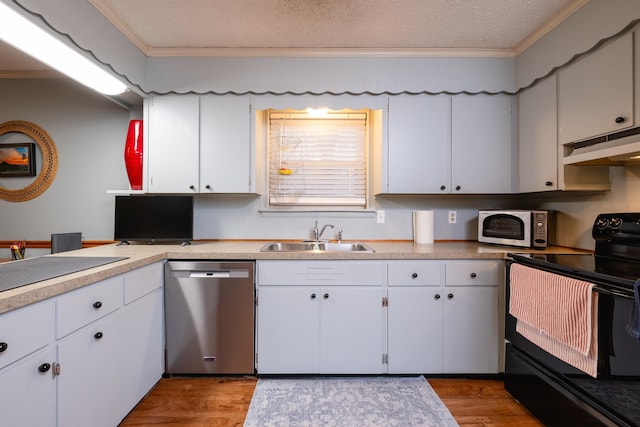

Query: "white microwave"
<box><xmin>478</xmin><ymin>210</ymin><xmax>555</xmax><ymax>249</ymax></box>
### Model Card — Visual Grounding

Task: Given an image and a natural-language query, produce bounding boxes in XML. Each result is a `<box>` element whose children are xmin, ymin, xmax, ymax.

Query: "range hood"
<box><xmin>563</xmin><ymin>127</ymin><xmax>640</xmax><ymax>166</ymax></box>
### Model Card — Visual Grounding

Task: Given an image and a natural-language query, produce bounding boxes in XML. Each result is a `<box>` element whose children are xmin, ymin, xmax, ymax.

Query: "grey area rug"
<box><xmin>244</xmin><ymin>376</ymin><xmax>459</xmax><ymax>427</ymax></box>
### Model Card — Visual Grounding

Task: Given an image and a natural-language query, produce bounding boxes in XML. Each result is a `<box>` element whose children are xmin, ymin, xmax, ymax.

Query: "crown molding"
<box><xmin>145</xmin><ymin>47</ymin><xmax>516</xmax><ymax>58</ymax></box>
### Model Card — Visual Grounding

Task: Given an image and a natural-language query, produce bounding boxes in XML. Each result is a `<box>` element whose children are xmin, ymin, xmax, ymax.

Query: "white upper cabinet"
<box><xmin>518</xmin><ymin>76</ymin><xmax>558</xmax><ymax>192</ymax></box>
<box><xmin>451</xmin><ymin>94</ymin><xmax>513</xmax><ymax>193</ymax></box>
<box><xmin>387</xmin><ymin>95</ymin><xmax>451</xmax><ymax>193</ymax></box>
<box><xmin>558</xmin><ymin>32</ymin><xmax>634</xmax><ymax>145</ymax></box>
<box><xmin>387</xmin><ymin>93</ymin><xmax>513</xmax><ymax>194</ymax></box>
<box><xmin>146</xmin><ymin>95</ymin><xmax>253</xmax><ymax>193</ymax></box>
<box><xmin>147</xmin><ymin>95</ymin><xmax>200</xmax><ymax>193</ymax></box>
<box><xmin>200</xmin><ymin>95</ymin><xmax>252</xmax><ymax>193</ymax></box>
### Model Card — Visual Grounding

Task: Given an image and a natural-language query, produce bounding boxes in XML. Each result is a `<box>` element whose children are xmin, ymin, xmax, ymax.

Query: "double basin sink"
<box><xmin>260</xmin><ymin>241</ymin><xmax>375</xmax><ymax>253</ymax></box>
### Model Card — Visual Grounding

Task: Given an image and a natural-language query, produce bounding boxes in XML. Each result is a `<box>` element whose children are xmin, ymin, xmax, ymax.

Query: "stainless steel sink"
<box><xmin>260</xmin><ymin>241</ymin><xmax>375</xmax><ymax>253</ymax></box>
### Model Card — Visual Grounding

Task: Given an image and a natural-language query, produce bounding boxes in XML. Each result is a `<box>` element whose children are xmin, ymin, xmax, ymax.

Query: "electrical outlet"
<box><xmin>448</xmin><ymin>211</ymin><xmax>457</xmax><ymax>224</ymax></box>
<box><xmin>376</xmin><ymin>210</ymin><xmax>385</xmax><ymax>223</ymax></box>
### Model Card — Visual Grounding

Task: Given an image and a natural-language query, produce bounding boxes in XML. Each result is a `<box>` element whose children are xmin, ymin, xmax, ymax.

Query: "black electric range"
<box><xmin>505</xmin><ymin>213</ymin><xmax>640</xmax><ymax>427</ymax></box>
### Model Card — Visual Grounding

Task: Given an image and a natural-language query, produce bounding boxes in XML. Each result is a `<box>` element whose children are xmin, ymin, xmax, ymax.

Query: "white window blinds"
<box><xmin>268</xmin><ymin>111</ymin><xmax>367</xmax><ymax>207</ymax></box>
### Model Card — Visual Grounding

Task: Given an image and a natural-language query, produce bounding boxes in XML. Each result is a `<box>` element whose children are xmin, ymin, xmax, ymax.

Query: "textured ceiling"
<box><xmin>91</xmin><ymin>0</ymin><xmax>583</xmax><ymax>53</ymax></box>
<box><xmin>1</xmin><ymin>0</ymin><xmax>586</xmax><ymax>75</ymax></box>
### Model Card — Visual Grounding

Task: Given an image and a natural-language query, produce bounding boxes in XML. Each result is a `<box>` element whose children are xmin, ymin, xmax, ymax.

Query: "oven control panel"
<box><xmin>593</xmin><ymin>213</ymin><xmax>640</xmax><ymax>239</ymax></box>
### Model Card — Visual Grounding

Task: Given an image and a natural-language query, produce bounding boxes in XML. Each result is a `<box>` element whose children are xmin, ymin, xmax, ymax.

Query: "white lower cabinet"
<box><xmin>257</xmin><ymin>259</ymin><xmax>501</xmax><ymax>375</ymax></box>
<box><xmin>387</xmin><ymin>260</ymin><xmax>500</xmax><ymax>374</ymax></box>
<box><xmin>0</xmin><ymin>345</ymin><xmax>56</xmax><ymax>426</ymax></box>
<box><xmin>256</xmin><ymin>261</ymin><xmax>386</xmax><ymax>374</ymax></box>
<box><xmin>57</xmin><ymin>310</ymin><xmax>122</xmax><ymax>427</ymax></box>
<box><xmin>119</xmin><ymin>288</ymin><xmax>164</xmax><ymax>419</ymax></box>
<box><xmin>0</xmin><ymin>262</ymin><xmax>164</xmax><ymax>427</ymax></box>
<box><xmin>442</xmin><ymin>285</ymin><xmax>499</xmax><ymax>373</ymax></box>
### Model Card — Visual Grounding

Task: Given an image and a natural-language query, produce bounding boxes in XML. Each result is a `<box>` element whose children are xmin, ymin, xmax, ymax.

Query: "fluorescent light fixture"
<box><xmin>0</xmin><ymin>3</ymin><xmax>127</xmax><ymax>95</ymax></box>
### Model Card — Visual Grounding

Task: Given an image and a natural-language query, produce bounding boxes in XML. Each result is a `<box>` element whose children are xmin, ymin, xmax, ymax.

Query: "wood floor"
<box><xmin>120</xmin><ymin>376</ymin><xmax>543</xmax><ymax>427</ymax></box>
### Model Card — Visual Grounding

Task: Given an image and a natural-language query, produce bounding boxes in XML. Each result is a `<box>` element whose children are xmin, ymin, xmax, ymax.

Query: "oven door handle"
<box><xmin>593</xmin><ymin>285</ymin><xmax>634</xmax><ymax>300</ymax></box>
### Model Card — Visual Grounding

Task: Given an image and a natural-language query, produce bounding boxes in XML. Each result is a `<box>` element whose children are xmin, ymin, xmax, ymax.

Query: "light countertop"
<box><xmin>0</xmin><ymin>240</ymin><xmax>591</xmax><ymax>314</ymax></box>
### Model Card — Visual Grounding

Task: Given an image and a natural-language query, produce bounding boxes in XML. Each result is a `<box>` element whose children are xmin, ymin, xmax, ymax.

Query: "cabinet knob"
<box><xmin>412</xmin><ymin>272</ymin><xmax>418</xmax><ymax>279</ymax></box>
<box><xmin>205</xmin><ymin>184</ymin><xmax>212</xmax><ymax>190</ymax></box>
<box><xmin>323</xmin><ymin>293</ymin><xmax>329</xmax><ymax>299</ymax></box>
<box><xmin>440</xmin><ymin>185</ymin><xmax>446</xmax><ymax>191</ymax></box>
<box><xmin>94</xmin><ymin>332</ymin><xmax>104</xmax><ymax>340</ymax></box>
<box><xmin>189</xmin><ymin>185</ymin><xmax>196</xmax><ymax>190</ymax></box>
<box><xmin>545</xmin><ymin>181</ymin><xmax>553</xmax><ymax>187</ymax></box>
<box><xmin>447</xmin><ymin>293</ymin><xmax>454</xmax><ymax>299</ymax></box>
<box><xmin>310</xmin><ymin>293</ymin><xmax>316</xmax><ymax>299</ymax></box>
<box><xmin>455</xmin><ymin>185</ymin><xmax>461</xmax><ymax>191</ymax></box>
<box><xmin>92</xmin><ymin>301</ymin><xmax>102</xmax><ymax>309</ymax></box>
<box><xmin>0</xmin><ymin>342</ymin><xmax>7</xmax><ymax>352</ymax></box>
<box><xmin>470</xmin><ymin>272</ymin><xmax>477</xmax><ymax>278</ymax></box>
<box><xmin>434</xmin><ymin>294</ymin><xmax>441</xmax><ymax>300</ymax></box>
<box><xmin>615</xmin><ymin>116</ymin><xmax>626</xmax><ymax>124</ymax></box>
<box><xmin>38</xmin><ymin>363</ymin><xmax>51</xmax><ymax>373</ymax></box>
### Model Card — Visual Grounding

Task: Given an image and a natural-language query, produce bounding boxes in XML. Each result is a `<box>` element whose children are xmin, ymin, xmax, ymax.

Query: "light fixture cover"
<box><xmin>0</xmin><ymin>3</ymin><xmax>127</xmax><ymax>95</ymax></box>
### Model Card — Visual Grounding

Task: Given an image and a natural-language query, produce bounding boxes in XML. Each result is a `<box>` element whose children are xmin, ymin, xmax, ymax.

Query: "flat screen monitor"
<box><xmin>114</xmin><ymin>195</ymin><xmax>193</xmax><ymax>244</ymax></box>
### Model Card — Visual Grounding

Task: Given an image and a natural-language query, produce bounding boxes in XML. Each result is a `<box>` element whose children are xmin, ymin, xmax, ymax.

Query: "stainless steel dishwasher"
<box><xmin>165</xmin><ymin>261</ymin><xmax>255</xmax><ymax>374</ymax></box>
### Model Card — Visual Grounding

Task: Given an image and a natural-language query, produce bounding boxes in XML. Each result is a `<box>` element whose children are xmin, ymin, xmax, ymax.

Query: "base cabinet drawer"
<box><xmin>0</xmin><ymin>300</ymin><xmax>53</xmax><ymax>370</ymax></box>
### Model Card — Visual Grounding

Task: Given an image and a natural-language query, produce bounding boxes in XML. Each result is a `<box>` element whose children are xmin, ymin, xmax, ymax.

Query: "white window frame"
<box><xmin>264</xmin><ymin>108</ymin><xmax>372</xmax><ymax>211</ymax></box>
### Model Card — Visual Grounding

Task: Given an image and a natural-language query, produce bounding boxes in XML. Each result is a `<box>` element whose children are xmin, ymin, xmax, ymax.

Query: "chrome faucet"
<box><xmin>312</xmin><ymin>221</ymin><xmax>334</xmax><ymax>241</ymax></box>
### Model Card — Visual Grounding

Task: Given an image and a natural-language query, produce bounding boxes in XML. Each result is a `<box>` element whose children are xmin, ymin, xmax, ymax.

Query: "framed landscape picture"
<box><xmin>0</xmin><ymin>143</ymin><xmax>36</xmax><ymax>177</ymax></box>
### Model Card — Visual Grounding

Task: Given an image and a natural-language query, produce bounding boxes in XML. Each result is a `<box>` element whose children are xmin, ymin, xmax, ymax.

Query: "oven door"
<box><xmin>505</xmin><ymin>261</ymin><xmax>640</xmax><ymax>427</ymax></box>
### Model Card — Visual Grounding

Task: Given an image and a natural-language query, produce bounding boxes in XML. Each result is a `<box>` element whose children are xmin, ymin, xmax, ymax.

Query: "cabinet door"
<box><xmin>452</xmin><ymin>94</ymin><xmax>513</xmax><ymax>193</ymax></box>
<box><xmin>0</xmin><ymin>346</ymin><xmax>56</xmax><ymax>427</ymax></box>
<box><xmin>320</xmin><ymin>286</ymin><xmax>384</xmax><ymax>374</ymax></box>
<box><xmin>518</xmin><ymin>76</ymin><xmax>558</xmax><ymax>192</ymax></box>
<box><xmin>388</xmin><ymin>95</ymin><xmax>451</xmax><ymax>193</ymax></box>
<box><xmin>200</xmin><ymin>95</ymin><xmax>252</xmax><ymax>193</ymax></box>
<box><xmin>256</xmin><ymin>286</ymin><xmax>320</xmax><ymax>373</ymax></box>
<box><xmin>558</xmin><ymin>32</ymin><xmax>634</xmax><ymax>144</ymax></box>
<box><xmin>443</xmin><ymin>286</ymin><xmax>499</xmax><ymax>374</ymax></box>
<box><xmin>57</xmin><ymin>312</ymin><xmax>121</xmax><ymax>427</ymax></box>
<box><xmin>119</xmin><ymin>289</ymin><xmax>163</xmax><ymax>419</ymax></box>
<box><xmin>147</xmin><ymin>95</ymin><xmax>200</xmax><ymax>193</ymax></box>
<box><xmin>388</xmin><ymin>287</ymin><xmax>443</xmax><ymax>374</ymax></box>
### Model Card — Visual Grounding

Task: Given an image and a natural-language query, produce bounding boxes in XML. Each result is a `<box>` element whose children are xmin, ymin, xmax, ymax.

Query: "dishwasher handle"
<box><xmin>188</xmin><ymin>270</ymin><xmax>249</xmax><ymax>279</ymax></box>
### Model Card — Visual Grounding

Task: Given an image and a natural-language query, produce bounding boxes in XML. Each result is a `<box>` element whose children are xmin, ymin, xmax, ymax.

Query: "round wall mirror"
<box><xmin>0</xmin><ymin>120</ymin><xmax>58</xmax><ymax>202</ymax></box>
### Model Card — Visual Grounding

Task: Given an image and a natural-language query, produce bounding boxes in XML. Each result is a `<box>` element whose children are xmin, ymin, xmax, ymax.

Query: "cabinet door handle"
<box><xmin>545</xmin><ymin>181</ymin><xmax>553</xmax><ymax>187</ymax></box>
<box><xmin>0</xmin><ymin>342</ymin><xmax>7</xmax><ymax>352</ymax></box>
<box><xmin>323</xmin><ymin>293</ymin><xmax>329</xmax><ymax>299</ymax></box>
<box><xmin>189</xmin><ymin>185</ymin><xmax>196</xmax><ymax>190</ymax></box>
<box><xmin>94</xmin><ymin>332</ymin><xmax>104</xmax><ymax>340</ymax></box>
<box><xmin>440</xmin><ymin>185</ymin><xmax>446</xmax><ymax>191</ymax></box>
<box><xmin>412</xmin><ymin>273</ymin><xmax>418</xmax><ymax>279</ymax></box>
<box><xmin>93</xmin><ymin>301</ymin><xmax>102</xmax><ymax>309</ymax></box>
<box><xmin>455</xmin><ymin>185</ymin><xmax>461</xmax><ymax>191</ymax></box>
<box><xmin>447</xmin><ymin>293</ymin><xmax>454</xmax><ymax>299</ymax></box>
<box><xmin>205</xmin><ymin>184</ymin><xmax>212</xmax><ymax>190</ymax></box>
<box><xmin>38</xmin><ymin>363</ymin><xmax>51</xmax><ymax>373</ymax></box>
<box><xmin>470</xmin><ymin>272</ymin><xmax>477</xmax><ymax>278</ymax></box>
<box><xmin>310</xmin><ymin>293</ymin><xmax>317</xmax><ymax>299</ymax></box>
<box><xmin>615</xmin><ymin>116</ymin><xmax>626</xmax><ymax>124</ymax></box>
<box><xmin>434</xmin><ymin>294</ymin><xmax>441</xmax><ymax>300</ymax></box>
